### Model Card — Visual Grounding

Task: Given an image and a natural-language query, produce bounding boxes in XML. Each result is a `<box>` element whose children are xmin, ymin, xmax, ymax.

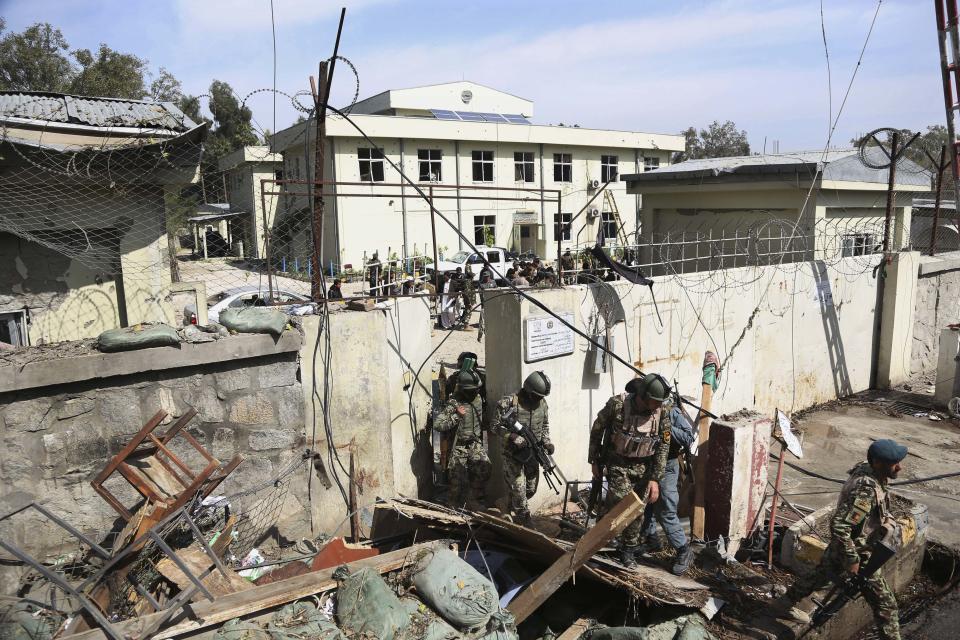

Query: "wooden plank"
<box><xmin>507</xmin><ymin>490</ymin><xmax>645</xmax><ymax>624</ymax></box>
<box><xmin>557</xmin><ymin>618</ymin><xmax>592</xmax><ymax>640</ymax></box>
<box><xmin>63</xmin><ymin>541</ymin><xmax>441</xmax><ymax>640</ymax></box>
<box><xmin>155</xmin><ymin>544</ymin><xmax>252</xmax><ymax>599</ymax></box>
<box><xmin>691</xmin><ymin>355</ymin><xmax>717</xmax><ymax>540</ymax></box>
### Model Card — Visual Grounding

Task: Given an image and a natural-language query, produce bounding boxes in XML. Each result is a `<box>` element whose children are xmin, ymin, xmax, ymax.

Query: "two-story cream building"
<box><xmin>269</xmin><ymin>81</ymin><xmax>684</xmax><ymax>269</ymax></box>
<box><xmin>219</xmin><ymin>146</ymin><xmax>283</xmax><ymax>259</ymax></box>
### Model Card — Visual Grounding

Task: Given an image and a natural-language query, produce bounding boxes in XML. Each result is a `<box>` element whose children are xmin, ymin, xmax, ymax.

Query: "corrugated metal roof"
<box><xmin>622</xmin><ymin>148</ymin><xmax>931</xmax><ymax>187</ymax></box>
<box><xmin>0</xmin><ymin>91</ymin><xmax>194</xmax><ymax>131</ymax></box>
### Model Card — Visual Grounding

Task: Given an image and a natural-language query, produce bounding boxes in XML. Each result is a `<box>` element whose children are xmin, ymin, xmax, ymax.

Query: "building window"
<box><xmin>472</xmin><ymin>150</ymin><xmax>494</xmax><ymax>182</ymax></box>
<box><xmin>600</xmin><ymin>211</ymin><xmax>618</xmax><ymax>244</ymax></box>
<box><xmin>0</xmin><ymin>310</ymin><xmax>28</xmax><ymax>347</ymax></box>
<box><xmin>601</xmin><ymin>155</ymin><xmax>618</xmax><ymax>182</ymax></box>
<box><xmin>274</xmin><ymin>169</ymin><xmax>284</xmax><ymax>181</ymax></box>
<box><xmin>514</xmin><ymin>152</ymin><xmax>534</xmax><ymax>182</ymax></box>
<box><xmin>644</xmin><ymin>156</ymin><xmax>660</xmax><ymax>171</ymax></box>
<box><xmin>553</xmin><ymin>153</ymin><xmax>572</xmax><ymax>182</ymax></box>
<box><xmin>554</xmin><ymin>212</ymin><xmax>572</xmax><ymax>241</ymax></box>
<box><xmin>358</xmin><ymin>147</ymin><xmax>385</xmax><ymax>182</ymax></box>
<box><xmin>474</xmin><ymin>215</ymin><xmax>496</xmax><ymax>245</ymax></box>
<box><xmin>294</xmin><ymin>157</ymin><xmax>301</xmax><ymax>180</ymax></box>
<box><xmin>418</xmin><ymin>149</ymin><xmax>442</xmax><ymax>181</ymax></box>
<box><xmin>842</xmin><ymin>233</ymin><xmax>877</xmax><ymax>257</ymax></box>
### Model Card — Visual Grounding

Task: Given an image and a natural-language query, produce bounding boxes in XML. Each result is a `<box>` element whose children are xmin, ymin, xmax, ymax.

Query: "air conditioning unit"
<box><xmin>586</xmin><ymin>208</ymin><xmax>600</xmax><ymax>219</ymax></box>
<box><xmin>587</xmin><ymin>179</ymin><xmax>601</xmax><ymax>190</ymax></box>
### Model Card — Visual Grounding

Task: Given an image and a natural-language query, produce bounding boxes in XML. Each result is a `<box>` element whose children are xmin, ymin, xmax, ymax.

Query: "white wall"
<box><xmin>483</xmin><ymin>255</ymin><xmax>884</xmax><ymax>510</ymax></box>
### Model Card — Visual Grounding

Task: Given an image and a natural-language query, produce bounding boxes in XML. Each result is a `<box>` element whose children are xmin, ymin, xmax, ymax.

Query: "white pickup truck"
<box><xmin>427</xmin><ymin>245</ymin><xmax>509</xmax><ymax>282</ymax></box>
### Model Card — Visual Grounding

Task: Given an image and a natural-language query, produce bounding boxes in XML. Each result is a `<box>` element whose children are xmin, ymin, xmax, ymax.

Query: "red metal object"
<box><xmin>310</xmin><ymin>536</ymin><xmax>380</xmax><ymax>572</ymax></box>
<box><xmin>935</xmin><ymin>0</ymin><xmax>960</xmax><ymax>221</ymax></box>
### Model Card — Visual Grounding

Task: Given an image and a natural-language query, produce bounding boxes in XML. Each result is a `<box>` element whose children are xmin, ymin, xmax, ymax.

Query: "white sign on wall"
<box><xmin>525</xmin><ymin>313</ymin><xmax>576</xmax><ymax>362</ymax></box>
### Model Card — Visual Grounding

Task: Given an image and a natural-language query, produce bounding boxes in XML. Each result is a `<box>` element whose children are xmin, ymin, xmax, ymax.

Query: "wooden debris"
<box><xmin>557</xmin><ymin>618</ymin><xmax>592</xmax><ymax>640</ymax></box>
<box><xmin>155</xmin><ymin>544</ymin><xmax>252</xmax><ymax>599</ymax></box>
<box><xmin>507</xmin><ymin>490</ymin><xmax>646</xmax><ymax>624</ymax></box>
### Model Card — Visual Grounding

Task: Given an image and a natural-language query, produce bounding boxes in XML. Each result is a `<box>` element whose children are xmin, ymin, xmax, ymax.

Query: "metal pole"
<box><xmin>400</xmin><ymin>138</ymin><xmax>409</xmax><ymax>258</ymax></box>
<box><xmin>936</xmin><ymin>0</ymin><xmax>960</xmax><ymax>218</ymax></box>
<box><xmin>429</xmin><ymin>184</ymin><xmax>439</xmax><ymax>306</ymax></box>
<box><xmin>310</xmin><ymin>60</ymin><xmax>330</xmax><ymax>301</ymax></box>
<box><xmin>931</xmin><ymin>144</ymin><xmax>948</xmax><ymax>256</ymax></box>
<box><xmin>556</xmin><ymin>192</ymin><xmax>563</xmax><ymax>282</ymax></box>
<box><xmin>881</xmin><ymin>131</ymin><xmax>900</xmax><ymax>254</ymax></box>
<box><xmin>767</xmin><ymin>441</ymin><xmax>787</xmax><ymax>568</ymax></box>
<box><xmin>455</xmin><ymin>140</ymin><xmax>463</xmax><ymax>250</ymax></box>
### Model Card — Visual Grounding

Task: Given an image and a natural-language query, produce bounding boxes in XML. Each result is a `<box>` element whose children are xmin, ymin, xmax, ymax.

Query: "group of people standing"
<box><xmin>432</xmin><ymin>359</ymin><xmax>697</xmax><ymax>576</ymax></box>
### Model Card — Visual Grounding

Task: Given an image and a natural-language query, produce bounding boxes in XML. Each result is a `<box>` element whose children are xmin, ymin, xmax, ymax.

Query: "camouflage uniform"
<box><xmin>461</xmin><ymin>279</ymin><xmax>476</xmax><ymax>325</ymax></box>
<box><xmin>786</xmin><ymin>462</ymin><xmax>900</xmax><ymax>640</ymax></box>
<box><xmin>433</xmin><ymin>394</ymin><xmax>490</xmax><ymax>509</ymax></box>
<box><xmin>588</xmin><ymin>393</ymin><xmax>671</xmax><ymax>548</ymax></box>
<box><xmin>495</xmin><ymin>393</ymin><xmax>551</xmax><ymax>519</ymax></box>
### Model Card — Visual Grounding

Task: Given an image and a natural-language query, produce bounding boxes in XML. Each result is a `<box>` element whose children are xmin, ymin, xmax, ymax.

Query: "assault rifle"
<box><xmin>803</xmin><ymin>533</ymin><xmax>899</xmax><ymax>635</ymax></box>
<box><xmin>503</xmin><ymin>406</ymin><xmax>567</xmax><ymax>494</ymax></box>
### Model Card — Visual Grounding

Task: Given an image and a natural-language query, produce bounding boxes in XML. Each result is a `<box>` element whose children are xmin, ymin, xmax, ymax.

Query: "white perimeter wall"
<box><xmin>483</xmin><ymin>255</ymin><xmax>882</xmax><ymax>511</ymax></box>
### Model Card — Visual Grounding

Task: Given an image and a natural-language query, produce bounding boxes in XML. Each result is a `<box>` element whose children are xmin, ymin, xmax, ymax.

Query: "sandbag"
<box><xmin>0</xmin><ymin>603</ymin><xmax>64</xmax><ymax>640</ymax></box>
<box><xmin>97</xmin><ymin>323</ymin><xmax>180</xmax><ymax>352</ymax></box>
<box><xmin>211</xmin><ymin>618</ymin><xmax>271</xmax><ymax>640</ymax></box>
<box><xmin>335</xmin><ymin>566</ymin><xmax>412</xmax><ymax>640</ymax></box>
<box><xmin>479</xmin><ymin>610</ymin><xmax>519</xmax><ymax>640</ymax></box>
<box><xmin>400</xmin><ymin>596</ymin><xmax>460</xmax><ymax>640</ymax></box>
<box><xmin>218</xmin><ymin>307</ymin><xmax>288</xmax><ymax>337</ymax></box>
<box><xmin>411</xmin><ymin>548</ymin><xmax>499</xmax><ymax>631</ymax></box>
<box><xmin>268</xmin><ymin>601</ymin><xmax>343</xmax><ymax>640</ymax></box>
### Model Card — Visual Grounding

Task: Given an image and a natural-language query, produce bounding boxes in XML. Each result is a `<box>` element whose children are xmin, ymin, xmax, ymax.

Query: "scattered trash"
<box><xmin>239</xmin><ymin>548</ymin><xmax>267</xmax><ymax>580</ymax></box>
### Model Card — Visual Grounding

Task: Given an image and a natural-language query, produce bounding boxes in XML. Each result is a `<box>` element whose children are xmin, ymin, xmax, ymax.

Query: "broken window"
<box><xmin>553</xmin><ymin>153</ymin><xmax>572</xmax><ymax>182</ymax></box>
<box><xmin>358</xmin><ymin>147</ymin><xmax>385</xmax><ymax>182</ymax></box>
<box><xmin>474</xmin><ymin>215</ymin><xmax>496</xmax><ymax>245</ymax></box>
<box><xmin>600</xmin><ymin>210</ymin><xmax>618</xmax><ymax>244</ymax></box>
<box><xmin>472</xmin><ymin>150</ymin><xmax>494</xmax><ymax>182</ymax></box>
<box><xmin>514</xmin><ymin>152</ymin><xmax>534</xmax><ymax>182</ymax></box>
<box><xmin>0</xmin><ymin>310</ymin><xmax>28</xmax><ymax>347</ymax></box>
<box><xmin>554</xmin><ymin>212</ymin><xmax>572</xmax><ymax>241</ymax></box>
<box><xmin>644</xmin><ymin>156</ymin><xmax>660</xmax><ymax>171</ymax></box>
<box><xmin>601</xmin><ymin>155</ymin><xmax>618</xmax><ymax>182</ymax></box>
<box><xmin>842</xmin><ymin>233</ymin><xmax>877</xmax><ymax>257</ymax></box>
<box><xmin>418</xmin><ymin>149</ymin><xmax>442</xmax><ymax>182</ymax></box>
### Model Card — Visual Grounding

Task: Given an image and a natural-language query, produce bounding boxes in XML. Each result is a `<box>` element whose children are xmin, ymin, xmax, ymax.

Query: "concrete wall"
<box><xmin>912</xmin><ymin>254</ymin><xmax>960</xmax><ymax>375</ymax></box>
<box><xmin>0</xmin><ymin>333</ymin><xmax>306</xmax><ymax>594</ymax></box>
<box><xmin>299</xmin><ymin>296</ymin><xmax>433</xmax><ymax>535</ymax></box>
<box><xmin>483</xmin><ymin>255</ymin><xmax>890</xmax><ymax>510</ymax></box>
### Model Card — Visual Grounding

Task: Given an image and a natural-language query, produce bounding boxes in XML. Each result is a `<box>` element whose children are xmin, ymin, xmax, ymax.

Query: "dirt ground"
<box><xmin>774</xmin><ymin>391</ymin><xmax>960</xmax><ymax>549</ymax></box>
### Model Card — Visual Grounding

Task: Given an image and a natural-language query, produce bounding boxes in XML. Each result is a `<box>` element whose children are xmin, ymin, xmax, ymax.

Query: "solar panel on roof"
<box><xmin>430</xmin><ymin>109</ymin><xmax>461</xmax><ymax>121</ymax></box>
<box><xmin>455</xmin><ymin>111</ymin><xmax>486</xmax><ymax>122</ymax></box>
<box><xmin>503</xmin><ymin>114</ymin><xmax>531</xmax><ymax>124</ymax></box>
<box><xmin>478</xmin><ymin>112</ymin><xmax>508</xmax><ymax>123</ymax></box>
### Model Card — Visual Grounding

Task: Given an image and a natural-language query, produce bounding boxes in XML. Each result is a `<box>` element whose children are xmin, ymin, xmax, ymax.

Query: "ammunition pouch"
<box><xmin>610</xmin><ymin>430</ymin><xmax>658</xmax><ymax>460</ymax></box>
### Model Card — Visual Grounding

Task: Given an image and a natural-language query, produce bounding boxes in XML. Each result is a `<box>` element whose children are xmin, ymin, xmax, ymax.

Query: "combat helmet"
<box><xmin>455</xmin><ymin>369</ymin><xmax>481</xmax><ymax>392</ymax></box>
<box><xmin>629</xmin><ymin>373</ymin><xmax>670</xmax><ymax>402</ymax></box>
<box><xmin>522</xmin><ymin>371</ymin><xmax>551</xmax><ymax>398</ymax></box>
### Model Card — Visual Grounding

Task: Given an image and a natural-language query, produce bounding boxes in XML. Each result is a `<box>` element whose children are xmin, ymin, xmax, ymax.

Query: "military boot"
<box><xmin>637</xmin><ymin>535</ymin><xmax>663</xmax><ymax>556</ymax></box>
<box><xmin>620</xmin><ymin>545</ymin><xmax>639</xmax><ymax>569</ymax></box>
<box><xmin>671</xmin><ymin>544</ymin><xmax>693</xmax><ymax>575</ymax></box>
<box><xmin>514</xmin><ymin>510</ymin><xmax>532</xmax><ymax>527</ymax></box>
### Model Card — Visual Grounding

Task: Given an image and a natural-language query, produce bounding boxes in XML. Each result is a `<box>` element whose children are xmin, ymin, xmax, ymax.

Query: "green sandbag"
<box><xmin>479</xmin><ymin>610</ymin><xmax>519</xmax><ymax>640</ymax></box>
<box><xmin>97</xmin><ymin>323</ymin><xmax>180</xmax><ymax>352</ymax></box>
<box><xmin>268</xmin><ymin>601</ymin><xmax>343</xmax><ymax>640</ymax></box>
<box><xmin>218</xmin><ymin>307</ymin><xmax>288</xmax><ymax>337</ymax></box>
<box><xmin>0</xmin><ymin>602</ymin><xmax>64</xmax><ymax>640</ymax></box>
<box><xmin>400</xmin><ymin>596</ymin><xmax>461</xmax><ymax>640</ymax></box>
<box><xmin>211</xmin><ymin>618</ymin><xmax>272</xmax><ymax>640</ymax></box>
<box><xmin>335</xmin><ymin>566</ymin><xmax>413</xmax><ymax>640</ymax></box>
<box><xmin>411</xmin><ymin>548</ymin><xmax>499</xmax><ymax>631</ymax></box>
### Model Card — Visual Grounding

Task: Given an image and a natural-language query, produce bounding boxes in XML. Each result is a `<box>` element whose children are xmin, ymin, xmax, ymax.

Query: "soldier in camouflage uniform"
<box><xmin>589</xmin><ymin>373</ymin><xmax>672</xmax><ymax>568</ymax></box>
<box><xmin>773</xmin><ymin>439</ymin><xmax>906</xmax><ymax>640</ymax></box>
<box><xmin>496</xmin><ymin>371</ymin><xmax>553</xmax><ymax>525</ymax></box>
<box><xmin>433</xmin><ymin>369</ymin><xmax>490</xmax><ymax>509</ymax></box>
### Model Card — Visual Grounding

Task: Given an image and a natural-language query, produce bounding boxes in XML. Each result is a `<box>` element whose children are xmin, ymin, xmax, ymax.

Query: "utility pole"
<box><xmin>881</xmin><ymin>131</ymin><xmax>900</xmax><ymax>254</ymax></box>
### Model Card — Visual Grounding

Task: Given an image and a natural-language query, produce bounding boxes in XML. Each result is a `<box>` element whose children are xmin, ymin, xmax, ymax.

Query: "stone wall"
<box><xmin>912</xmin><ymin>256</ymin><xmax>960</xmax><ymax>376</ymax></box>
<box><xmin>0</xmin><ymin>333</ymin><xmax>306</xmax><ymax>594</ymax></box>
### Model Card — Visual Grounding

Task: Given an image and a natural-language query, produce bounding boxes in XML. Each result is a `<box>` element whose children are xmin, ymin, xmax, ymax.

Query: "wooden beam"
<box><xmin>557</xmin><ymin>618</ymin><xmax>592</xmax><ymax>640</ymax></box>
<box><xmin>691</xmin><ymin>355</ymin><xmax>717</xmax><ymax>540</ymax></box>
<box><xmin>63</xmin><ymin>541</ymin><xmax>441</xmax><ymax>640</ymax></box>
<box><xmin>507</xmin><ymin>490</ymin><xmax>645</xmax><ymax>624</ymax></box>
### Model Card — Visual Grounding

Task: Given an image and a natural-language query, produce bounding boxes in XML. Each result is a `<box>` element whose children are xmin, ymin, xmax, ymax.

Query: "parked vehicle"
<box><xmin>426</xmin><ymin>245</ymin><xmax>509</xmax><ymax>282</ymax></box>
<box><xmin>184</xmin><ymin>286</ymin><xmax>310</xmax><ymax>324</ymax></box>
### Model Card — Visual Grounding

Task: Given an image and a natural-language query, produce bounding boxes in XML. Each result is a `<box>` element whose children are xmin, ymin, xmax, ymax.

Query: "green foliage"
<box><xmin>70</xmin><ymin>44</ymin><xmax>147</xmax><ymax>98</ymax></box>
<box><xmin>483</xmin><ymin>225</ymin><xmax>495</xmax><ymax>246</ymax></box>
<box><xmin>673</xmin><ymin>120</ymin><xmax>750</xmax><ymax>163</ymax></box>
<box><xmin>0</xmin><ymin>20</ymin><xmax>73</xmax><ymax>92</ymax></box>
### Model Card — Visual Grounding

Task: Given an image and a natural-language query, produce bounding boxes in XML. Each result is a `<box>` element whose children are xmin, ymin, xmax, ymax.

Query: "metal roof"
<box><xmin>622</xmin><ymin>148</ymin><xmax>932</xmax><ymax>188</ymax></box>
<box><xmin>0</xmin><ymin>92</ymin><xmax>195</xmax><ymax>131</ymax></box>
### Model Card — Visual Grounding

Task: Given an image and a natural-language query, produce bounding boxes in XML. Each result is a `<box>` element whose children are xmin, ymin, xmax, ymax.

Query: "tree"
<box><xmin>673</xmin><ymin>120</ymin><xmax>750</xmax><ymax>163</ymax></box>
<box><xmin>206</xmin><ymin>80</ymin><xmax>259</xmax><ymax>162</ymax></box>
<box><xmin>0</xmin><ymin>20</ymin><xmax>73</xmax><ymax>93</ymax></box>
<box><xmin>70</xmin><ymin>43</ymin><xmax>147</xmax><ymax>98</ymax></box>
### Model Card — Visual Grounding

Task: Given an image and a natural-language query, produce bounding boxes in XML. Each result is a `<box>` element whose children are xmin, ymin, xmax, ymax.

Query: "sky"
<box><xmin>0</xmin><ymin>0</ymin><xmax>945</xmax><ymax>152</ymax></box>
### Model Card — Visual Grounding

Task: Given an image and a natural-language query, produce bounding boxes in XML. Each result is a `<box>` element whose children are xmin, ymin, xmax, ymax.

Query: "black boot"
<box><xmin>620</xmin><ymin>545</ymin><xmax>639</xmax><ymax>569</ymax></box>
<box><xmin>671</xmin><ymin>544</ymin><xmax>693</xmax><ymax>575</ymax></box>
<box><xmin>637</xmin><ymin>535</ymin><xmax>663</xmax><ymax>556</ymax></box>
